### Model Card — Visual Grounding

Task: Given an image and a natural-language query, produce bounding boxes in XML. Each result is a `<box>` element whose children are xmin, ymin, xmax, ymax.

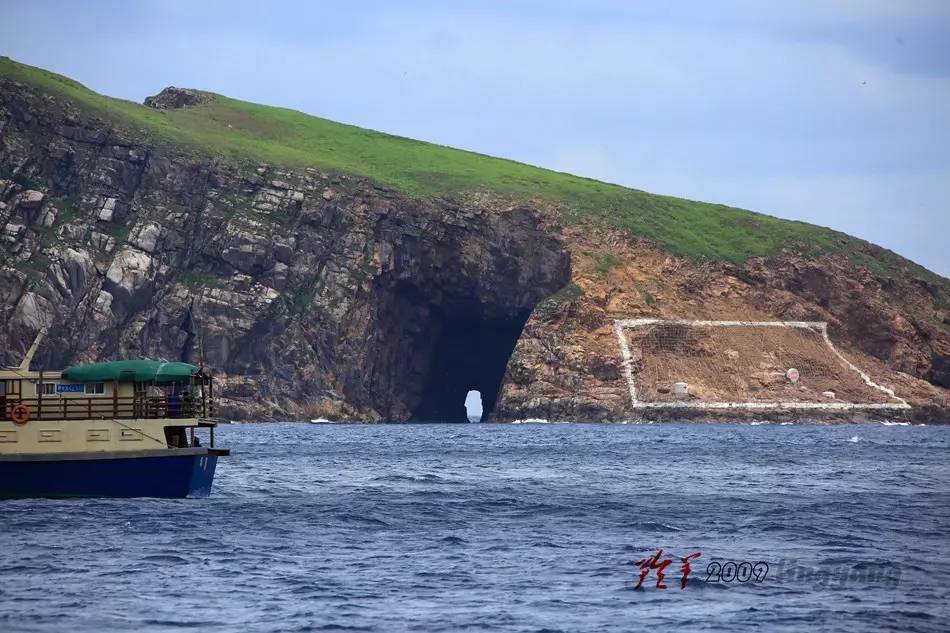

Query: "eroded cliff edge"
<box><xmin>1</xmin><ymin>79</ymin><xmax>948</xmax><ymax>422</ymax></box>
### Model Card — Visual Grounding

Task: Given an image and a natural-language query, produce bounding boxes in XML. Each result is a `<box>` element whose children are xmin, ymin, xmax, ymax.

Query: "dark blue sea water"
<box><xmin>1</xmin><ymin>422</ymin><xmax>949</xmax><ymax>632</ymax></box>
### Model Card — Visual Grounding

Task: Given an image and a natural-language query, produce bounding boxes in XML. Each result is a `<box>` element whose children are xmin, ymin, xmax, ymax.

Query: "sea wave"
<box><xmin>2</xmin><ymin>421</ymin><xmax>947</xmax><ymax>632</ymax></box>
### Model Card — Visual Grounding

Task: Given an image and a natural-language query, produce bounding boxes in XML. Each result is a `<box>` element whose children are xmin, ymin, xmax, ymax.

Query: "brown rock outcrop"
<box><xmin>495</xmin><ymin>230</ymin><xmax>950</xmax><ymax>423</ymax></box>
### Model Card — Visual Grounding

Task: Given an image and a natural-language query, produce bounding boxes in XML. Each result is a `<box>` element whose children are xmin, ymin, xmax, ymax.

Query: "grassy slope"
<box><xmin>0</xmin><ymin>57</ymin><xmax>945</xmax><ymax>287</ymax></box>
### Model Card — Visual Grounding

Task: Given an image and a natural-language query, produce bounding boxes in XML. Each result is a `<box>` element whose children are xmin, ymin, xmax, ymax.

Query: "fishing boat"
<box><xmin>0</xmin><ymin>331</ymin><xmax>228</xmax><ymax>498</ymax></box>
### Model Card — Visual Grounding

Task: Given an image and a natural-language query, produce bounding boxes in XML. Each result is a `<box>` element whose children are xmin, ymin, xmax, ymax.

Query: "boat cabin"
<box><xmin>1</xmin><ymin>360</ymin><xmax>214</xmax><ymax>420</ymax></box>
<box><xmin>0</xmin><ymin>358</ymin><xmax>219</xmax><ymax>455</ymax></box>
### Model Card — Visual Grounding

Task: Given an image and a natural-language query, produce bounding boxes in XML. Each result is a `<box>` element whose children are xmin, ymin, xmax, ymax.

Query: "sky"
<box><xmin>464</xmin><ymin>390</ymin><xmax>483</xmax><ymax>422</ymax></box>
<box><xmin>2</xmin><ymin>1</ymin><xmax>948</xmax><ymax>276</ymax></box>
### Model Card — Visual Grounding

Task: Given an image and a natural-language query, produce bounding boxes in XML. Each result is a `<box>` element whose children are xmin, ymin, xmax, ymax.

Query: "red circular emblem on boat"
<box><xmin>10</xmin><ymin>404</ymin><xmax>30</xmax><ymax>425</ymax></box>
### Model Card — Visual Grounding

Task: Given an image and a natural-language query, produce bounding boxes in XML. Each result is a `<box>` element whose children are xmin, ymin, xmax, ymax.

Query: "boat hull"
<box><xmin>0</xmin><ymin>448</ymin><xmax>228</xmax><ymax>499</ymax></box>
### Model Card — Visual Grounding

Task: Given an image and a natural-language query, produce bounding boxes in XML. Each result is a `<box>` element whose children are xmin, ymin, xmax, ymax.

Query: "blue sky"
<box><xmin>2</xmin><ymin>1</ymin><xmax>948</xmax><ymax>276</ymax></box>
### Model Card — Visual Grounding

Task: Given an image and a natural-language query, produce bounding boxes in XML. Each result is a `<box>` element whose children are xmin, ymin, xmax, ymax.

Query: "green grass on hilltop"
<box><xmin>0</xmin><ymin>57</ymin><xmax>946</xmax><ymax>288</ymax></box>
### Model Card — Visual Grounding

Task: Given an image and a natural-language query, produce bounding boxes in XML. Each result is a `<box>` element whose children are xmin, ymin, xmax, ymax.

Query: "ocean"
<box><xmin>1</xmin><ymin>422</ymin><xmax>948</xmax><ymax>632</ymax></box>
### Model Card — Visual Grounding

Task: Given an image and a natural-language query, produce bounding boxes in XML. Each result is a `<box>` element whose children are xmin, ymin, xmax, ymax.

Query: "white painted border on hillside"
<box><xmin>612</xmin><ymin>319</ymin><xmax>910</xmax><ymax>411</ymax></box>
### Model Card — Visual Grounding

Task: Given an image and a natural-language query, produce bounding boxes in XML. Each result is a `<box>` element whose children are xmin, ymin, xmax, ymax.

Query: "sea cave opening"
<box><xmin>409</xmin><ymin>306</ymin><xmax>532</xmax><ymax>423</ymax></box>
<box><xmin>378</xmin><ymin>207</ymin><xmax>571</xmax><ymax>423</ymax></box>
<box><xmin>465</xmin><ymin>390</ymin><xmax>483</xmax><ymax>422</ymax></box>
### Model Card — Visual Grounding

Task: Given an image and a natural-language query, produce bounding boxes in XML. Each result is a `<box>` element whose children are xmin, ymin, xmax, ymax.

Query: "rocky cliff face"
<box><xmin>497</xmin><ymin>230</ymin><xmax>950</xmax><ymax>422</ymax></box>
<box><xmin>1</xmin><ymin>78</ymin><xmax>948</xmax><ymax>422</ymax></box>
<box><xmin>0</xmin><ymin>78</ymin><xmax>570</xmax><ymax>421</ymax></box>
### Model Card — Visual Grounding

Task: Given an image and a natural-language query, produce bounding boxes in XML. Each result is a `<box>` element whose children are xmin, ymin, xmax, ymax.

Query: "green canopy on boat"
<box><xmin>61</xmin><ymin>360</ymin><xmax>199</xmax><ymax>384</ymax></box>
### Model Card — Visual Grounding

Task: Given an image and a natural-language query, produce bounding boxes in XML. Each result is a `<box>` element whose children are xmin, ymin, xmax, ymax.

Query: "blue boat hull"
<box><xmin>0</xmin><ymin>449</ymin><xmax>226</xmax><ymax>499</ymax></box>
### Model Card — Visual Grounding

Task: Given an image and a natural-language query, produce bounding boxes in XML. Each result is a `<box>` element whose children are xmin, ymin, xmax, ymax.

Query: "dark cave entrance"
<box><xmin>409</xmin><ymin>307</ymin><xmax>532</xmax><ymax>422</ymax></box>
<box><xmin>375</xmin><ymin>206</ymin><xmax>571</xmax><ymax>423</ymax></box>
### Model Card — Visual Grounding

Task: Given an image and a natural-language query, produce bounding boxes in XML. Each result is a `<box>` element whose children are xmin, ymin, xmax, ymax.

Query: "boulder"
<box><xmin>132</xmin><ymin>222</ymin><xmax>163</xmax><ymax>253</ymax></box>
<box><xmin>144</xmin><ymin>87</ymin><xmax>210</xmax><ymax>109</ymax></box>
<box><xmin>2</xmin><ymin>222</ymin><xmax>25</xmax><ymax>241</ymax></box>
<box><xmin>98</xmin><ymin>197</ymin><xmax>117</xmax><ymax>222</ymax></box>
<box><xmin>38</xmin><ymin>208</ymin><xmax>57</xmax><ymax>227</ymax></box>
<box><xmin>104</xmin><ymin>247</ymin><xmax>156</xmax><ymax>316</ymax></box>
<box><xmin>60</xmin><ymin>248</ymin><xmax>94</xmax><ymax>297</ymax></box>
<box><xmin>20</xmin><ymin>190</ymin><xmax>45</xmax><ymax>209</ymax></box>
<box><xmin>11</xmin><ymin>292</ymin><xmax>56</xmax><ymax>331</ymax></box>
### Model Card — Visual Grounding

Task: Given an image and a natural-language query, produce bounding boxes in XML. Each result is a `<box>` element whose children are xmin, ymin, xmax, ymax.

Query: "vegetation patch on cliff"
<box><xmin>1</xmin><ymin>57</ymin><xmax>946</xmax><ymax>290</ymax></box>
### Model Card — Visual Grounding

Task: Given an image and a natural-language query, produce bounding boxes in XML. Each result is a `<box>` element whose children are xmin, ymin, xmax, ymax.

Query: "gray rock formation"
<box><xmin>0</xmin><ymin>78</ymin><xmax>569</xmax><ymax>420</ymax></box>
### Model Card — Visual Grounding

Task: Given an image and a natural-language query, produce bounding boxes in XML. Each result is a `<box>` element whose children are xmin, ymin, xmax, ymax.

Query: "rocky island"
<box><xmin>1</xmin><ymin>58</ymin><xmax>947</xmax><ymax>422</ymax></box>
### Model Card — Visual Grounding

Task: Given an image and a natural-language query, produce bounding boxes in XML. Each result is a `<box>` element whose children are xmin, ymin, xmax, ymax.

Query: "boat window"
<box><xmin>35</xmin><ymin>382</ymin><xmax>56</xmax><ymax>396</ymax></box>
<box><xmin>164</xmin><ymin>426</ymin><xmax>189</xmax><ymax>448</ymax></box>
<box><xmin>84</xmin><ymin>382</ymin><xmax>105</xmax><ymax>395</ymax></box>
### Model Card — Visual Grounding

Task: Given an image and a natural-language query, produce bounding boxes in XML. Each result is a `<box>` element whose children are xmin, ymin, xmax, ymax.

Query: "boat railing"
<box><xmin>0</xmin><ymin>394</ymin><xmax>212</xmax><ymax>422</ymax></box>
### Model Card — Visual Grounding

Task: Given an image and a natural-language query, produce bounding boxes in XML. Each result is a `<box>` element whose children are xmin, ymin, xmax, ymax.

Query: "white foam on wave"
<box><xmin>309</xmin><ymin>418</ymin><xmax>334</xmax><ymax>424</ymax></box>
<box><xmin>880</xmin><ymin>421</ymin><xmax>910</xmax><ymax>426</ymax></box>
<box><xmin>848</xmin><ymin>435</ymin><xmax>860</xmax><ymax>443</ymax></box>
<box><xmin>511</xmin><ymin>418</ymin><xmax>551</xmax><ymax>424</ymax></box>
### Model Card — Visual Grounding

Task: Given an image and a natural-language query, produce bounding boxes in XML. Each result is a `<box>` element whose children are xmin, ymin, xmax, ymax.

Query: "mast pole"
<box><xmin>19</xmin><ymin>327</ymin><xmax>47</xmax><ymax>371</ymax></box>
